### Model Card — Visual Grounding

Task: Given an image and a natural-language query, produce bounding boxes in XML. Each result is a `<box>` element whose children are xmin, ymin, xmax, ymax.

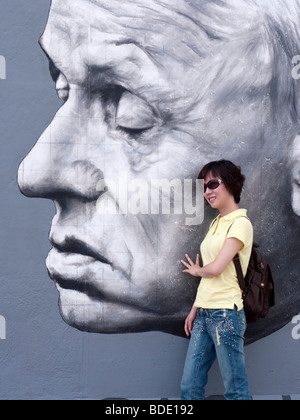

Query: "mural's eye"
<box><xmin>56</xmin><ymin>73</ymin><xmax>70</xmax><ymax>103</ymax></box>
<box><xmin>116</xmin><ymin>91</ymin><xmax>158</xmax><ymax>135</ymax></box>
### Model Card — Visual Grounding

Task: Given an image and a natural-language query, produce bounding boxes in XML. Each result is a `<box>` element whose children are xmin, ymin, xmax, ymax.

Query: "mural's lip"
<box><xmin>46</xmin><ymin>248</ymin><xmax>136</xmax><ymax>306</ymax></box>
<box><xmin>46</xmin><ymin>247</ymin><xmax>114</xmax><ymax>298</ymax></box>
<box><xmin>49</xmin><ymin>236</ymin><xmax>111</xmax><ymax>265</ymax></box>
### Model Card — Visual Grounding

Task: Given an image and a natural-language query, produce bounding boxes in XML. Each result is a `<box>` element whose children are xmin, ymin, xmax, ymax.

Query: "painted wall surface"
<box><xmin>0</xmin><ymin>0</ymin><xmax>300</xmax><ymax>399</ymax></box>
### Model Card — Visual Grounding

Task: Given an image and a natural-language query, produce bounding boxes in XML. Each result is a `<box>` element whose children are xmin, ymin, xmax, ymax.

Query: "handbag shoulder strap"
<box><xmin>233</xmin><ymin>254</ymin><xmax>246</xmax><ymax>292</ymax></box>
<box><xmin>227</xmin><ymin>216</ymin><xmax>250</xmax><ymax>293</ymax></box>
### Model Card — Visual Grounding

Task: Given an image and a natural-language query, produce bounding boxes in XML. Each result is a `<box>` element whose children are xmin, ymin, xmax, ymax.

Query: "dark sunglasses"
<box><xmin>204</xmin><ymin>179</ymin><xmax>223</xmax><ymax>193</ymax></box>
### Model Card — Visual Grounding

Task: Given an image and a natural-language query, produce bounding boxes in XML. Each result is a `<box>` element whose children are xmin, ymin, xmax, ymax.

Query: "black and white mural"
<box><xmin>18</xmin><ymin>0</ymin><xmax>300</xmax><ymax>344</ymax></box>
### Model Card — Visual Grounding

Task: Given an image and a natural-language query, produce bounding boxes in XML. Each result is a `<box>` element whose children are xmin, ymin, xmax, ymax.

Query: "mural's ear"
<box><xmin>291</xmin><ymin>135</ymin><xmax>300</xmax><ymax>217</ymax></box>
<box><xmin>291</xmin><ymin>56</ymin><xmax>300</xmax><ymax>126</ymax></box>
<box><xmin>261</xmin><ymin>1</ymin><xmax>300</xmax><ymax>125</ymax></box>
<box><xmin>290</xmin><ymin>57</ymin><xmax>300</xmax><ymax>217</ymax></box>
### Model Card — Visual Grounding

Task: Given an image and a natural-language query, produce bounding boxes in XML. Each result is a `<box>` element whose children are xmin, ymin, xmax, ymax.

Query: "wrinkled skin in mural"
<box><xmin>18</xmin><ymin>0</ymin><xmax>300</xmax><ymax>344</ymax></box>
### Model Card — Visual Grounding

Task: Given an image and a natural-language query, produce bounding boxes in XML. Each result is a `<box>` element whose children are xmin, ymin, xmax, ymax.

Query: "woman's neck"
<box><xmin>219</xmin><ymin>202</ymin><xmax>239</xmax><ymax>218</ymax></box>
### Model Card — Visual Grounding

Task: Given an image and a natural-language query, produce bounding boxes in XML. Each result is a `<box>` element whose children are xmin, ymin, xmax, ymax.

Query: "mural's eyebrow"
<box><xmin>87</xmin><ymin>40</ymin><xmax>170</xmax><ymax>103</ymax></box>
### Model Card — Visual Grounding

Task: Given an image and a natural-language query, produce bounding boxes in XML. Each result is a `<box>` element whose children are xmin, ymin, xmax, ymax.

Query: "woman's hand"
<box><xmin>181</xmin><ymin>254</ymin><xmax>201</xmax><ymax>277</ymax></box>
<box><xmin>184</xmin><ymin>306</ymin><xmax>198</xmax><ymax>337</ymax></box>
<box><xmin>181</xmin><ymin>238</ymin><xmax>244</xmax><ymax>279</ymax></box>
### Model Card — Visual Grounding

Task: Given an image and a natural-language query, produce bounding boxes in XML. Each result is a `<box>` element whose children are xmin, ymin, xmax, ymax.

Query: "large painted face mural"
<box><xmin>18</xmin><ymin>0</ymin><xmax>300</xmax><ymax>344</ymax></box>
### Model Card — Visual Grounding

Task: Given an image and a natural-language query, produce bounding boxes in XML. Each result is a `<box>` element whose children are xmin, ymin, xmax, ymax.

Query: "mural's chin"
<box><xmin>56</xmin><ymin>284</ymin><xmax>186</xmax><ymax>336</ymax></box>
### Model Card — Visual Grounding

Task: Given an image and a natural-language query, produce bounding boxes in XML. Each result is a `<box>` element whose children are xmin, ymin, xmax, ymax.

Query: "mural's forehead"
<box><xmin>49</xmin><ymin>0</ymin><xmax>204</xmax><ymax>17</ymax></box>
<box><xmin>43</xmin><ymin>0</ymin><xmax>267</xmax><ymax>72</ymax></box>
<box><xmin>48</xmin><ymin>0</ymin><xmax>300</xmax><ymax>25</ymax></box>
<box><xmin>42</xmin><ymin>0</ymin><xmax>299</xmax><ymax>122</ymax></box>
<box><xmin>45</xmin><ymin>0</ymin><xmax>300</xmax><ymax>56</ymax></box>
<box><xmin>46</xmin><ymin>0</ymin><xmax>216</xmax><ymax>42</ymax></box>
<box><xmin>48</xmin><ymin>0</ymin><xmax>193</xmax><ymax>26</ymax></box>
<box><xmin>46</xmin><ymin>0</ymin><xmax>267</xmax><ymax>41</ymax></box>
<box><xmin>43</xmin><ymin>0</ymin><xmax>226</xmax><ymax>82</ymax></box>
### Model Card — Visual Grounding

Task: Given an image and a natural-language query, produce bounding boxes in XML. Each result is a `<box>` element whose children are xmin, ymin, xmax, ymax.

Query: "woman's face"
<box><xmin>204</xmin><ymin>175</ymin><xmax>233</xmax><ymax>211</ymax></box>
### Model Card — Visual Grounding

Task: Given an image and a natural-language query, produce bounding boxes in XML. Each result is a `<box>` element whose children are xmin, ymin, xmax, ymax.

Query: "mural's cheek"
<box><xmin>47</xmin><ymin>248</ymin><xmax>156</xmax><ymax>307</ymax></box>
<box><xmin>52</xmin><ymin>251</ymin><xmax>190</xmax><ymax>335</ymax></box>
<box><xmin>46</xmin><ymin>189</ymin><xmax>199</xmax><ymax>334</ymax></box>
<box><xmin>48</xmin><ymin>226</ymin><xmax>189</xmax><ymax>300</ymax></box>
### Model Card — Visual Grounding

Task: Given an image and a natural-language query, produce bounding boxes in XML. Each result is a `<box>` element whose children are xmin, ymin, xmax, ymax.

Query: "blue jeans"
<box><xmin>181</xmin><ymin>308</ymin><xmax>251</xmax><ymax>400</ymax></box>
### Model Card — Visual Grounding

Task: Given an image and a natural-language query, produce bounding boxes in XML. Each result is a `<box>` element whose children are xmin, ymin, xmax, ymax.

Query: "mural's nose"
<box><xmin>18</xmin><ymin>119</ymin><xmax>105</xmax><ymax>201</ymax></box>
<box><xmin>18</xmin><ymin>130</ymin><xmax>53</xmax><ymax>198</ymax></box>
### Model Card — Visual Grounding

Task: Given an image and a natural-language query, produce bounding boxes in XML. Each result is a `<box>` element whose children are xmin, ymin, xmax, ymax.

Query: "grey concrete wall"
<box><xmin>0</xmin><ymin>0</ymin><xmax>300</xmax><ymax>399</ymax></box>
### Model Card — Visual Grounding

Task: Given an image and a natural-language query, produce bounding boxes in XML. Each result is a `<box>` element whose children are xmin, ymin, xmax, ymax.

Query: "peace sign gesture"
<box><xmin>181</xmin><ymin>254</ymin><xmax>201</xmax><ymax>278</ymax></box>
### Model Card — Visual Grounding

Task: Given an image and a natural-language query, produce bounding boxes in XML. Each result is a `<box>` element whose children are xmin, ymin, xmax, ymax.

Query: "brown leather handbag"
<box><xmin>233</xmin><ymin>244</ymin><xmax>275</xmax><ymax>323</ymax></box>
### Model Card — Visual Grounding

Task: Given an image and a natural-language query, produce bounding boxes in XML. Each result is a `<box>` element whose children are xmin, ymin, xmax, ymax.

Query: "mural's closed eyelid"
<box><xmin>116</xmin><ymin>91</ymin><xmax>159</xmax><ymax>134</ymax></box>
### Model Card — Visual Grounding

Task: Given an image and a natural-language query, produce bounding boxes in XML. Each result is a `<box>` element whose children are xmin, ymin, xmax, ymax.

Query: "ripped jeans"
<box><xmin>181</xmin><ymin>308</ymin><xmax>251</xmax><ymax>400</ymax></box>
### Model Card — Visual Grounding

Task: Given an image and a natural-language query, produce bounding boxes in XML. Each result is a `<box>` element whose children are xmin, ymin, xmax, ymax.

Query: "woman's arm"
<box><xmin>181</xmin><ymin>237</ymin><xmax>244</xmax><ymax>278</ymax></box>
<box><xmin>184</xmin><ymin>304</ymin><xmax>198</xmax><ymax>337</ymax></box>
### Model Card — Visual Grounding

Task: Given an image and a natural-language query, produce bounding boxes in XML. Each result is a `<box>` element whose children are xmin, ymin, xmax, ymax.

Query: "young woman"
<box><xmin>180</xmin><ymin>160</ymin><xmax>253</xmax><ymax>401</ymax></box>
